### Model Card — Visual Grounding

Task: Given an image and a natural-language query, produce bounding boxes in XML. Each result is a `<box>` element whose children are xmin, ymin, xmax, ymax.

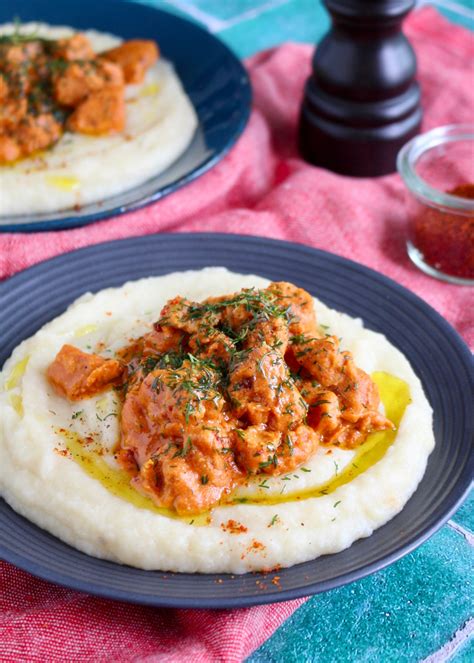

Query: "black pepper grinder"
<box><xmin>299</xmin><ymin>0</ymin><xmax>422</xmax><ymax>177</ymax></box>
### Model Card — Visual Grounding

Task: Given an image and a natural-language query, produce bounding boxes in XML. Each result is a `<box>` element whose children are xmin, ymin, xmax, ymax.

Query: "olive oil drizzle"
<box><xmin>229</xmin><ymin>372</ymin><xmax>411</xmax><ymax>506</ymax></box>
<box><xmin>9</xmin><ymin>393</ymin><xmax>24</xmax><ymax>416</ymax></box>
<box><xmin>45</xmin><ymin>174</ymin><xmax>80</xmax><ymax>192</ymax></box>
<box><xmin>5</xmin><ymin>356</ymin><xmax>30</xmax><ymax>416</ymax></box>
<box><xmin>61</xmin><ymin>431</ymin><xmax>210</xmax><ymax>525</ymax></box>
<box><xmin>5</xmin><ymin>356</ymin><xmax>30</xmax><ymax>390</ymax></box>
<box><xmin>60</xmin><ymin>371</ymin><xmax>410</xmax><ymax>523</ymax></box>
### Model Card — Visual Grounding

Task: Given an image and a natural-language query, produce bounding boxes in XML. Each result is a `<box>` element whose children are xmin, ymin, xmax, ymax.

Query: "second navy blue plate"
<box><xmin>0</xmin><ymin>0</ymin><xmax>251</xmax><ymax>232</ymax></box>
<box><xmin>0</xmin><ymin>234</ymin><xmax>472</xmax><ymax>608</ymax></box>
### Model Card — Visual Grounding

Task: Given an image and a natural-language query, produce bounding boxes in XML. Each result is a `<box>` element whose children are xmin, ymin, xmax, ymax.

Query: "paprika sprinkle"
<box><xmin>398</xmin><ymin>124</ymin><xmax>474</xmax><ymax>285</ymax></box>
<box><xmin>412</xmin><ymin>183</ymin><xmax>474</xmax><ymax>280</ymax></box>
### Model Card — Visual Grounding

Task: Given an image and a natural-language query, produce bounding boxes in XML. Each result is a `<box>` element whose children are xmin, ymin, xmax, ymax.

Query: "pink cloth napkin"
<box><xmin>1</xmin><ymin>8</ymin><xmax>473</xmax><ymax>662</ymax></box>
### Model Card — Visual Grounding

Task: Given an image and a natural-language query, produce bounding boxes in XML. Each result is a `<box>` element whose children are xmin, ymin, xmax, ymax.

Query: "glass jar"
<box><xmin>397</xmin><ymin>124</ymin><xmax>474</xmax><ymax>285</ymax></box>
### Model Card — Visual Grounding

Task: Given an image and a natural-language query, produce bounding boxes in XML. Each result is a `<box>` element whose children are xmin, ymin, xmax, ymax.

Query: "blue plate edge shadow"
<box><xmin>0</xmin><ymin>233</ymin><xmax>472</xmax><ymax>609</ymax></box>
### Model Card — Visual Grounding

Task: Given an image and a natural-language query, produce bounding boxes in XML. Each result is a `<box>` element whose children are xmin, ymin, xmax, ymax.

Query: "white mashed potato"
<box><xmin>0</xmin><ymin>268</ymin><xmax>434</xmax><ymax>573</ymax></box>
<box><xmin>0</xmin><ymin>23</ymin><xmax>198</xmax><ymax>216</ymax></box>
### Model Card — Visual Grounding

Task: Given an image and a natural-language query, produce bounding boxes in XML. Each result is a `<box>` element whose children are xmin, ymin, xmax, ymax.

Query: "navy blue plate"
<box><xmin>0</xmin><ymin>234</ymin><xmax>472</xmax><ymax>608</ymax></box>
<box><xmin>0</xmin><ymin>0</ymin><xmax>251</xmax><ymax>232</ymax></box>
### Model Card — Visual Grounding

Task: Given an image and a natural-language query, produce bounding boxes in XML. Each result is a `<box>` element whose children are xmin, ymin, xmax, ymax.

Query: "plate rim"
<box><xmin>0</xmin><ymin>0</ymin><xmax>252</xmax><ymax>233</ymax></box>
<box><xmin>2</xmin><ymin>478</ymin><xmax>472</xmax><ymax>610</ymax></box>
<box><xmin>0</xmin><ymin>232</ymin><xmax>473</xmax><ymax>609</ymax></box>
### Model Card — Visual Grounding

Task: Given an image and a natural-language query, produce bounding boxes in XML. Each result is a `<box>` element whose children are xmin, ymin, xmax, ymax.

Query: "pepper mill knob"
<box><xmin>299</xmin><ymin>0</ymin><xmax>422</xmax><ymax>176</ymax></box>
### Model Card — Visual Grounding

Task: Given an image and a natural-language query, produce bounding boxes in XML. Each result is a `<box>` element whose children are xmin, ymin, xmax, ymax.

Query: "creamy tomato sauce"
<box><xmin>47</xmin><ymin>282</ymin><xmax>393</xmax><ymax>515</ymax></box>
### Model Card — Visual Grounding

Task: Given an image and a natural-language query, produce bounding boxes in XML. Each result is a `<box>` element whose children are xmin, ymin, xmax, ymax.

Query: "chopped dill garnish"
<box><xmin>187</xmin><ymin>288</ymin><xmax>289</xmax><ymax>325</ymax></box>
<box><xmin>0</xmin><ymin>19</ymin><xmax>43</xmax><ymax>44</ymax></box>
<box><xmin>174</xmin><ymin>436</ymin><xmax>193</xmax><ymax>458</ymax></box>
<box><xmin>310</xmin><ymin>399</ymin><xmax>331</xmax><ymax>408</ymax></box>
<box><xmin>184</xmin><ymin>401</ymin><xmax>194</xmax><ymax>424</ymax></box>
<box><xmin>259</xmin><ymin>454</ymin><xmax>278</xmax><ymax>470</ymax></box>
<box><xmin>151</xmin><ymin>376</ymin><xmax>161</xmax><ymax>391</ymax></box>
<box><xmin>96</xmin><ymin>412</ymin><xmax>117</xmax><ymax>422</ymax></box>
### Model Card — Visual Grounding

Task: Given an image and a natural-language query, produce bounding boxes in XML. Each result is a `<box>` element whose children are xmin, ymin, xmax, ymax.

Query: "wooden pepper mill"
<box><xmin>299</xmin><ymin>0</ymin><xmax>422</xmax><ymax>177</ymax></box>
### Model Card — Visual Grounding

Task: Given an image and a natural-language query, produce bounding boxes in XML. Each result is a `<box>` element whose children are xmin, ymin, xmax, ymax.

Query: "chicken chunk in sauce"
<box><xmin>101</xmin><ymin>40</ymin><xmax>159</xmax><ymax>84</ymax></box>
<box><xmin>47</xmin><ymin>344</ymin><xmax>123</xmax><ymax>401</ymax></box>
<box><xmin>47</xmin><ymin>282</ymin><xmax>394</xmax><ymax>514</ymax></box>
<box><xmin>0</xmin><ymin>29</ymin><xmax>158</xmax><ymax>162</ymax></box>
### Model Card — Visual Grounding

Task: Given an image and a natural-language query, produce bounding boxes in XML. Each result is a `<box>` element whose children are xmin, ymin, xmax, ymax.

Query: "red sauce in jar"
<box><xmin>413</xmin><ymin>183</ymin><xmax>474</xmax><ymax>279</ymax></box>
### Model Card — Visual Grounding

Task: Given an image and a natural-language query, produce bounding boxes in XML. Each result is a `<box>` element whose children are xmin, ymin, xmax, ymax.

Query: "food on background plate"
<box><xmin>0</xmin><ymin>31</ymin><xmax>158</xmax><ymax>160</ymax></box>
<box><xmin>0</xmin><ymin>23</ymin><xmax>197</xmax><ymax>215</ymax></box>
<box><xmin>0</xmin><ymin>269</ymin><xmax>434</xmax><ymax>573</ymax></box>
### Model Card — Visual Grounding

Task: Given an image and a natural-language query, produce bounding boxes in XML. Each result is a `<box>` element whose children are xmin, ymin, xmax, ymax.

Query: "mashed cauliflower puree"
<box><xmin>0</xmin><ymin>268</ymin><xmax>434</xmax><ymax>573</ymax></box>
<box><xmin>0</xmin><ymin>23</ymin><xmax>198</xmax><ymax>216</ymax></box>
